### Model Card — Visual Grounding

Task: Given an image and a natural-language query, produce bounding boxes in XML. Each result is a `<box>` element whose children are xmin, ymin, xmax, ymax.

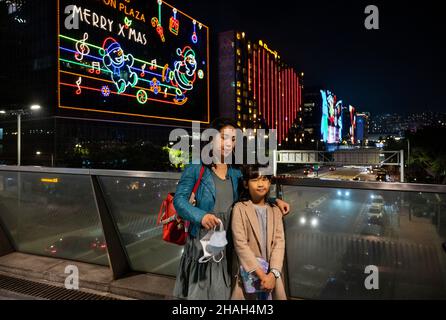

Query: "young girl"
<box><xmin>231</xmin><ymin>165</ymin><xmax>287</xmax><ymax>300</ymax></box>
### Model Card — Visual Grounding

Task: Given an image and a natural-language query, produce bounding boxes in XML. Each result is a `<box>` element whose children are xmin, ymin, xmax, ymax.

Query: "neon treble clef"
<box><xmin>75</xmin><ymin>33</ymin><xmax>90</xmax><ymax>62</ymax></box>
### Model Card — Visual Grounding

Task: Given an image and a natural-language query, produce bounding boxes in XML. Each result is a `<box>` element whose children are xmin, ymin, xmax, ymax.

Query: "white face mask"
<box><xmin>198</xmin><ymin>220</ymin><xmax>228</xmax><ymax>263</ymax></box>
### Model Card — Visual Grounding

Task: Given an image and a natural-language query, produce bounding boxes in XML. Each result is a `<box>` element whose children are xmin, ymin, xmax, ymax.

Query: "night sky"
<box><xmin>171</xmin><ymin>0</ymin><xmax>442</xmax><ymax>116</ymax></box>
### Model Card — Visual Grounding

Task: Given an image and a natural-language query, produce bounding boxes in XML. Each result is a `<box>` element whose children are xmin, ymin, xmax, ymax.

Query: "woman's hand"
<box><xmin>201</xmin><ymin>214</ymin><xmax>220</xmax><ymax>230</ymax></box>
<box><xmin>276</xmin><ymin>198</ymin><xmax>290</xmax><ymax>216</ymax></box>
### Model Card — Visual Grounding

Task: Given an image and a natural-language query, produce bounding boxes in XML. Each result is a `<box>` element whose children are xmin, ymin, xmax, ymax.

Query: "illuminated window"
<box><xmin>237</xmin><ymin>97</ymin><xmax>241</xmax><ymax>103</ymax></box>
<box><xmin>237</xmin><ymin>121</ymin><xmax>241</xmax><ymax>126</ymax></box>
<box><xmin>236</xmin><ymin>33</ymin><xmax>241</xmax><ymax>40</ymax></box>
<box><xmin>237</xmin><ymin>49</ymin><xmax>241</xmax><ymax>56</ymax></box>
<box><xmin>236</xmin><ymin>89</ymin><xmax>241</xmax><ymax>96</ymax></box>
<box><xmin>236</xmin><ymin>81</ymin><xmax>241</xmax><ymax>88</ymax></box>
<box><xmin>237</xmin><ymin>114</ymin><xmax>241</xmax><ymax>119</ymax></box>
<box><xmin>249</xmin><ymin>108</ymin><xmax>252</xmax><ymax>114</ymax></box>
<box><xmin>237</xmin><ymin>105</ymin><xmax>241</xmax><ymax>111</ymax></box>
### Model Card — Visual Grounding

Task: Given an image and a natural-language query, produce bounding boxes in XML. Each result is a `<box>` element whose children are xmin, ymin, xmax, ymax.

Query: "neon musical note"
<box><xmin>149</xmin><ymin>59</ymin><xmax>157</xmax><ymax>70</ymax></box>
<box><xmin>140</xmin><ymin>64</ymin><xmax>146</xmax><ymax>77</ymax></box>
<box><xmin>75</xmin><ymin>33</ymin><xmax>90</xmax><ymax>62</ymax></box>
<box><xmin>75</xmin><ymin>77</ymin><xmax>82</xmax><ymax>95</ymax></box>
<box><xmin>89</xmin><ymin>61</ymin><xmax>101</xmax><ymax>75</ymax></box>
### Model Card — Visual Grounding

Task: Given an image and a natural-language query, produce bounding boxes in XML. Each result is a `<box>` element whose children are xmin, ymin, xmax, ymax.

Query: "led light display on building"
<box><xmin>320</xmin><ymin>89</ymin><xmax>342</xmax><ymax>144</ymax></box>
<box><xmin>58</xmin><ymin>0</ymin><xmax>209</xmax><ymax>123</ymax></box>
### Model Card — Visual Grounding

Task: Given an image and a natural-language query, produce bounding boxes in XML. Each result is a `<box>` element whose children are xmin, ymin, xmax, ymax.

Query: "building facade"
<box><xmin>218</xmin><ymin>30</ymin><xmax>303</xmax><ymax>146</ymax></box>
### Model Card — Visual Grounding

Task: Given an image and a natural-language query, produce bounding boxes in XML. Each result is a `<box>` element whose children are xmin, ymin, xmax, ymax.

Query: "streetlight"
<box><xmin>0</xmin><ymin>104</ymin><xmax>41</xmax><ymax>166</ymax></box>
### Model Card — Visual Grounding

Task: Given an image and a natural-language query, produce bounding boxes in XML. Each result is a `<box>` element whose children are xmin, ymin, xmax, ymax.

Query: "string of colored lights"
<box><xmin>262</xmin><ymin>48</ymin><xmax>266</xmax><ymax>126</ymax></box>
<box><xmin>253</xmin><ymin>51</ymin><xmax>256</xmax><ymax>100</ymax></box>
<box><xmin>266</xmin><ymin>52</ymin><xmax>269</xmax><ymax>128</ymax></box>
<box><xmin>59</xmin><ymin>57</ymin><xmax>178</xmax><ymax>92</ymax></box>
<box><xmin>60</xmin><ymin>47</ymin><xmax>166</xmax><ymax>81</ymax></box>
<box><xmin>258</xmin><ymin>48</ymin><xmax>261</xmax><ymax>120</ymax></box>
<box><xmin>60</xmin><ymin>70</ymin><xmax>176</xmax><ymax>97</ymax></box>
<box><xmin>275</xmin><ymin>60</ymin><xmax>278</xmax><ymax>131</ymax></box>
<box><xmin>59</xmin><ymin>35</ymin><xmax>165</xmax><ymax>69</ymax></box>
<box><xmin>60</xmin><ymin>82</ymin><xmax>184</xmax><ymax>106</ymax></box>
<box><xmin>279</xmin><ymin>66</ymin><xmax>282</xmax><ymax>143</ymax></box>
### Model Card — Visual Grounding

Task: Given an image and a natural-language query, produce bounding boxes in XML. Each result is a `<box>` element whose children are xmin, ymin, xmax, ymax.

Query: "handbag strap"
<box><xmin>192</xmin><ymin>165</ymin><xmax>205</xmax><ymax>194</ymax></box>
<box><xmin>157</xmin><ymin>200</ymin><xmax>167</xmax><ymax>225</ymax></box>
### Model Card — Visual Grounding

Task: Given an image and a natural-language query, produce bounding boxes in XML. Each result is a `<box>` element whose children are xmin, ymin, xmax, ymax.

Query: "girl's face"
<box><xmin>247</xmin><ymin>176</ymin><xmax>271</xmax><ymax>202</ymax></box>
<box><xmin>213</xmin><ymin>125</ymin><xmax>237</xmax><ymax>161</ymax></box>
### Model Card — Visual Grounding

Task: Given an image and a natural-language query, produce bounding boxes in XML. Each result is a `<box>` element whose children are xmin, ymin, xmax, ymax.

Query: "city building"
<box><xmin>355</xmin><ymin>112</ymin><xmax>370</xmax><ymax>146</ymax></box>
<box><xmin>217</xmin><ymin>30</ymin><xmax>303</xmax><ymax>146</ymax></box>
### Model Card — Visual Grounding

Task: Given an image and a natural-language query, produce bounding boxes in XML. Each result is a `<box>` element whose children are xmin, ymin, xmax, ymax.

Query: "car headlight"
<box><xmin>300</xmin><ymin>217</ymin><xmax>306</xmax><ymax>225</ymax></box>
<box><xmin>337</xmin><ymin>191</ymin><xmax>342</xmax><ymax>196</ymax></box>
<box><xmin>311</xmin><ymin>218</ymin><xmax>318</xmax><ymax>227</ymax></box>
<box><xmin>370</xmin><ymin>195</ymin><xmax>375</xmax><ymax>199</ymax></box>
<box><xmin>345</xmin><ymin>191</ymin><xmax>350</xmax><ymax>196</ymax></box>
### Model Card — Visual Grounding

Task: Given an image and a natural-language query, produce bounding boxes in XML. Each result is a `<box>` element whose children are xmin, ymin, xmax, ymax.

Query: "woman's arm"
<box><xmin>173</xmin><ymin>165</ymin><xmax>207</xmax><ymax>225</ymax></box>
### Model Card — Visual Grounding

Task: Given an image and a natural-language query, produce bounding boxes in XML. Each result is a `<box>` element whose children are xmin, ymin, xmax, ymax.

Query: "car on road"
<box><xmin>329</xmin><ymin>166</ymin><xmax>336</xmax><ymax>171</ymax></box>
<box><xmin>367</xmin><ymin>205</ymin><xmax>384</xmax><ymax>226</ymax></box>
<box><xmin>45</xmin><ymin>236</ymin><xmax>107</xmax><ymax>256</ymax></box>
<box><xmin>336</xmin><ymin>189</ymin><xmax>351</xmax><ymax>197</ymax></box>
<box><xmin>360</xmin><ymin>223</ymin><xmax>384</xmax><ymax>237</ymax></box>
<box><xmin>299</xmin><ymin>207</ymin><xmax>321</xmax><ymax>228</ymax></box>
<box><xmin>370</xmin><ymin>194</ymin><xmax>385</xmax><ymax>208</ymax></box>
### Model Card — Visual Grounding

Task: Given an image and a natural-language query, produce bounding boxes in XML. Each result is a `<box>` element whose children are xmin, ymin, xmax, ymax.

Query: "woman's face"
<box><xmin>213</xmin><ymin>125</ymin><xmax>237</xmax><ymax>161</ymax></box>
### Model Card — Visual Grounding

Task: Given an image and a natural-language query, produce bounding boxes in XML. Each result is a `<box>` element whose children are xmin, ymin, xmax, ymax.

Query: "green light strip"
<box><xmin>59</xmin><ymin>34</ymin><xmax>164</xmax><ymax>69</ymax></box>
<box><xmin>59</xmin><ymin>58</ymin><xmax>178</xmax><ymax>91</ymax></box>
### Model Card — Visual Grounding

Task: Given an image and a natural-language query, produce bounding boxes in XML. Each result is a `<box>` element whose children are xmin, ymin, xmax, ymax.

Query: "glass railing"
<box><xmin>0</xmin><ymin>166</ymin><xmax>445</xmax><ymax>299</ymax></box>
<box><xmin>276</xmin><ymin>178</ymin><xmax>446</xmax><ymax>299</ymax></box>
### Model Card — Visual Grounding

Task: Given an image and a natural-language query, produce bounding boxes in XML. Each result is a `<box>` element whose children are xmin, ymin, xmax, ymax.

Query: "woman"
<box><xmin>173</xmin><ymin>117</ymin><xmax>289</xmax><ymax>300</ymax></box>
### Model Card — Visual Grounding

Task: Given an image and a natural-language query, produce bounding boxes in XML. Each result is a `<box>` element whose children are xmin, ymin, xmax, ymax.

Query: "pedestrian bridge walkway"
<box><xmin>0</xmin><ymin>166</ymin><xmax>445</xmax><ymax>299</ymax></box>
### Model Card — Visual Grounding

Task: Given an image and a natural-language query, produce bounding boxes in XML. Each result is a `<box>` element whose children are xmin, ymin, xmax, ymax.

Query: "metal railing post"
<box><xmin>90</xmin><ymin>175</ymin><xmax>131</xmax><ymax>280</ymax></box>
<box><xmin>400</xmin><ymin>149</ymin><xmax>405</xmax><ymax>183</ymax></box>
<box><xmin>0</xmin><ymin>219</ymin><xmax>14</xmax><ymax>257</ymax></box>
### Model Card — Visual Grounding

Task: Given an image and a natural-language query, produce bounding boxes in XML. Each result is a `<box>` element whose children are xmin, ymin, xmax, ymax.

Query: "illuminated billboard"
<box><xmin>349</xmin><ymin>105</ymin><xmax>356</xmax><ymax>144</ymax></box>
<box><xmin>320</xmin><ymin>90</ymin><xmax>342</xmax><ymax>144</ymax></box>
<box><xmin>58</xmin><ymin>0</ymin><xmax>209</xmax><ymax>123</ymax></box>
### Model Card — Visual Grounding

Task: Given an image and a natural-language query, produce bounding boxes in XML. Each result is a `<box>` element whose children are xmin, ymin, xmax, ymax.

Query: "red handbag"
<box><xmin>157</xmin><ymin>166</ymin><xmax>205</xmax><ymax>245</ymax></box>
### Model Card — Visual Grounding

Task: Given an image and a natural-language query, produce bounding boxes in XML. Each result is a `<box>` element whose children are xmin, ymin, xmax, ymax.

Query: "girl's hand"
<box><xmin>276</xmin><ymin>199</ymin><xmax>290</xmax><ymax>216</ymax></box>
<box><xmin>261</xmin><ymin>273</ymin><xmax>276</xmax><ymax>292</ymax></box>
<box><xmin>201</xmin><ymin>214</ymin><xmax>220</xmax><ymax>230</ymax></box>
